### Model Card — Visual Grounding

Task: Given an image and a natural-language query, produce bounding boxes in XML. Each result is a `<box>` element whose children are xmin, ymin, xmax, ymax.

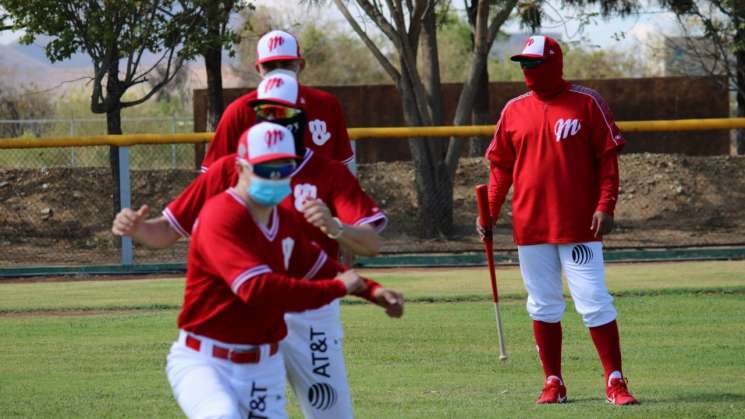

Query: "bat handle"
<box><xmin>494</xmin><ymin>302</ymin><xmax>508</xmax><ymax>361</ymax></box>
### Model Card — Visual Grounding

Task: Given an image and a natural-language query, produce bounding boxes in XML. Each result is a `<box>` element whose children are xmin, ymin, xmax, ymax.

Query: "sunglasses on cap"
<box><xmin>252</xmin><ymin>161</ymin><xmax>297</xmax><ymax>180</ymax></box>
<box><xmin>254</xmin><ymin>104</ymin><xmax>303</xmax><ymax>121</ymax></box>
<box><xmin>520</xmin><ymin>59</ymin><xmax>544</xmax><ymax>69</ymax></box>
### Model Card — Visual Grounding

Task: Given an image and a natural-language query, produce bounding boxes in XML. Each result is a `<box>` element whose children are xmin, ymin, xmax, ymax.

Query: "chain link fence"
<box><xmin>0</xmin><ymin>117</ymin><xmax>198</xmax><ymax>268</ymax></box>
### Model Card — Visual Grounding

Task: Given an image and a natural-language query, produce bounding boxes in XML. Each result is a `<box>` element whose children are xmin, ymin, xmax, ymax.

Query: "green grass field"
<box><xmin>1</xmin><ymin>260</ymin><xmax>744</xmax><ymax>418</ymax></box>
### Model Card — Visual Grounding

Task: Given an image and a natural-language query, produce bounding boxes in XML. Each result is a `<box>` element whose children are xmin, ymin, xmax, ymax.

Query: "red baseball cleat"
<box><xmin>606</xmin><ymin>377</ymin><xmax>639</xmax><ymax>405</ymax></box>
<box><xmin>536</xmin><ymin>376</ymin><xmax>567</xmax><ymax>404</ymax></box>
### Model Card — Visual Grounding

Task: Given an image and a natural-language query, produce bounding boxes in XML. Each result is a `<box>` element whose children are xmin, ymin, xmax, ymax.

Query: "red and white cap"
<box><xmin>237</xmin><ymin>122</ymin><xmax>301</xmax><ymax>165</ymax></box>
<box><xmin>510</xmin><ymin>35</ymin><xmax>561</xmax><ymax>61</ymax></box>
<box><xmin>249</xmin><ymin>73</ymin><xmax>299</xmax><ymax>107</ymax></box>
<box><xmin>256</xmin><ymin>30</ymin><xmax>303</xmax><ymax>65</ymax></box>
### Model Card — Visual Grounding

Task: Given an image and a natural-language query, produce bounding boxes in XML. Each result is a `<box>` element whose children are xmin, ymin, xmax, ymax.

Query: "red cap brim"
<box><xmin>255</xmin><ymin>56</ymin><xmax>304</xmax><ymax>65</ymax></box>
<box><xmin>510</xmin><ymin>53</ymin><xmax>544</xmax><ymax>62</ymax></box>
<box><xmin>247</xmin><ymin>97</ymin><xmax>298</xmax><ymax>108</ymax></box>
<box><xmin>248</xmin><ymin>153</ymin><xmax>302</xmax><ymax>165</ymax></box>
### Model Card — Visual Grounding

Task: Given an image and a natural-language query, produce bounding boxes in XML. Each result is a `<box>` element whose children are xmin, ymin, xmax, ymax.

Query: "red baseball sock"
<box><xmin>533</xmin><ymin>320</ymin><xmax>562</xmax><ymax>380</ymax></box>
<box><xmin>589</xmin><ymin>320</ymin><xmax>623</xmax><ymax>383</ymax></box>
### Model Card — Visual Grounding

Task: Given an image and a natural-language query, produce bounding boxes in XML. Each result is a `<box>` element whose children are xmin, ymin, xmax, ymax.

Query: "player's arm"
<box><xmin>588</xmin><ymin>91</ymin><xmax>626</xmax><ymax>237</ymax></box>
<box><xmin>484</xmin><ymin>110</ymin><xmax>516</xmax><ymax>224</ymax></box>
<box><xmin>300</xmin><ymin>248</ymin><xmax>404</xmax><ymax>318</ymax></box>
<box><xmin>197</xmin><ymin>208</ymin><xmax>364</xmax><ymax>312</ymax></box>
<box><xmin>302</xmin><ymin>198</ymin><xmax>381</xmax><ymax>257</ymax></box>
<box><xmin>303</xmin><ymin>163</ymin><xmax>387</xmax><ymax>257</ymax></box>
<box><xmin>330</xmin><ymin>96</ymin><xmax>356</xmax><ymax>173</ymax></box>
<box><xmin>112</xmin><ymin>205</ymin><xmax>181</xmax><ymax>248</ymax></box>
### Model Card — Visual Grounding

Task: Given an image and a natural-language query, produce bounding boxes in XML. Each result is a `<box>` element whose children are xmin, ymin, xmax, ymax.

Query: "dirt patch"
<box><xmin>1</xmin><ymin>153</ymin><xmax>744</xmax><ymax>266</ymax></box>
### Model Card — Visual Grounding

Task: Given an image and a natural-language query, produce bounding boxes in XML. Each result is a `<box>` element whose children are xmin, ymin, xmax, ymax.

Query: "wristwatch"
<box><xmin>327</xmin><ymin>217</ymin><xmax>344</xmax><ymax>239</ymax></box>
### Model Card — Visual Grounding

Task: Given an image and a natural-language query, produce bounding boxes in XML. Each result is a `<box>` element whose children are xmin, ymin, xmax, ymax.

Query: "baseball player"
<box><xmin>202</xmin><ymin>29</ymin><xmax>355</xmax><ymax>172</ymax></box>
<box><xmin>166</xmin><ymin>121</ymin><xmax>371</xmax><ymax>419</ymax></box>
<box><xmin>483</xmin><ymin>35</ymin><xmax>638</xmax><ymax>406</ymax></box>
<box><xmin>113</xmin><ymin>76</ymin><xmax>401</xmax><ymax>419</ymax></box>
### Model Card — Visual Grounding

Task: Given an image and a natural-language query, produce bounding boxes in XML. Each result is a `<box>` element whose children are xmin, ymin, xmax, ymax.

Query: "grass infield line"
<box><xmin>3</xmin><ymin>285</ymin><xmax>744</xmax><ymax>316</ymax></box>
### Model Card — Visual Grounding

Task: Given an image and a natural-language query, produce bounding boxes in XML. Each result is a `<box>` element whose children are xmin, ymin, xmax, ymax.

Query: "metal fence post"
<box><xmin>118</xmin><ymin>146</ymin><xmax>134</xmax><ymax>265</ymax></box>
<box><xmin>171</xmin><ymin>115</ymin><xmax>177</xmax><ymax>169</ymax></box>
<box><xmin>69</xmin><ymin>119</ymin><xmax>76</xmax><ymax>167</ymax></box>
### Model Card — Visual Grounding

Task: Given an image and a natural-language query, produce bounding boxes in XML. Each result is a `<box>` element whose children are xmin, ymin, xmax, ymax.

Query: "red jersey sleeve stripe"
<box><xmin>162</xmin><ymin>208</ymin><xmax>190</xmax><ymax>238</ymax></box>
<box><xmin>231</xmin><ymin>265</ymin><xmax>273</xmax><ymax>295</ymax></box>
<box><xmin>568</xmin><ymin>85</ymin><xmax>621</xmax><ymax>145</ymax></box>
<box><xmin>341</xmin><ymin>155</ymin><xmax>355</xmax><ymax>165</ymax></box>
<box><xmin>304</xmin><ymin>250</ymin><xmax>329</xmax><ymax>279</ymax></box>
<box><xmin>200</xmin><ymin>165</ymin><xmax>209</xmax><ymax>173</ymax></box>
<box><xmin>352</xmin><ymin>213</ymin><xmax>388</xmax><ymax>233</ymax></box>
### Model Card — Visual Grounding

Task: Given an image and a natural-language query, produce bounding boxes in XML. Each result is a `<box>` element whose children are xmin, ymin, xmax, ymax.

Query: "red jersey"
<box><xmin>202</xmin><ymin>85</ymin><xmax>354</xmax><ymax>171</ymax></box>
<box><xmin>486</xmin><ymin>85</ymin><xmax>625</xmax><ymax>245</ymax></box>
<box><xmin>165</xmin><ymin>149</ymin><xmax>386</xmax><ymax>257</ymax></box>
<box><xmin>178</xmin><ymin>189</ymin><xmax>347</xmax><ymax>345</ymax></box>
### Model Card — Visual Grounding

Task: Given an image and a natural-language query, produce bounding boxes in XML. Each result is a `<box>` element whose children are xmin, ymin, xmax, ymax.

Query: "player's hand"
<box><xmin>302</xmin><ymin>199</ymin><xmax>341</xmax><ymax>236</ymax></box>
<box><xmin>337</xmin><ymin>269</ymin><xmax>366</xmax><ymax>294</ymax></box>
<box><xmin>475</xmin><ymin>216</ymin><xmax>494</xmax><ymax>242</ymax></box>
<box><xmin>591</xmin><ymin>211</ymin><xmax>614</xmax><ymax>237</ymax></box>
<box><xmin>111</xmin><ymin>205</ymin><xmax>150</xmax><ymax>236</ymax></box>
<box><xmin>373</xmin><ymin>288</ymin><xmax>404</xmax><ymax>318</ymax></box>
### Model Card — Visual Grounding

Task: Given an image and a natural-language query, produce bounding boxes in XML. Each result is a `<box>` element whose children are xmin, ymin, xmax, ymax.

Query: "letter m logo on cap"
<box><xmin>264</xmin><ymin>129</ymin><xmax>284</xmax><ymax>148</ymax></box>
<box><xmin>521</xmin><ymin>35</ymin><xmax>546</xmax><ymax>58</ymax></box>
<box><xmin>268</xmin><ymin>35</ymin><xmax>285</xmax><ymax>52</ymax></box>
<box><xmin>264</xmin><ymin>77</ymin><xmax>284</xmax><ymax>93</ymax></box>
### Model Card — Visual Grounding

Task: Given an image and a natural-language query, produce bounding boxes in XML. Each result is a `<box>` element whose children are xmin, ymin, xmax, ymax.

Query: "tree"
<box><xmin>658</xmin><ymin>0</ymin><xmax>745</xmax><ymax>154</ymax></box>
<box><xmin>176</xmin><ymin>0</ymin><xmax>247</xmax><ymax>130</ymax></box>
<box><xmin>331</xmin><ymin>0</ymin><xmax>517</xmax><ymax>237</ymax></box>
<box><xmin>0</xmin><ymin>79</ymin><xmax>54</xmax><ymax>138</ymax></box>
<box><xmin>2</xmin><ymin>0</ymin><xmax>193</xmax><ymax>213</ymax></box>
<box><xmin>0</xmin><ymin>10</ymin><xmax>10</xmax><ymax>31</ymax></box>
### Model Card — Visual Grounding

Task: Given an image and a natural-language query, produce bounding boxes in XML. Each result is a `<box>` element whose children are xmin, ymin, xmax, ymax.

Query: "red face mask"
<box><xmin>520</xmin><ymin>40</ymin><xmax>568</xmax><ymax>99</ymax></box>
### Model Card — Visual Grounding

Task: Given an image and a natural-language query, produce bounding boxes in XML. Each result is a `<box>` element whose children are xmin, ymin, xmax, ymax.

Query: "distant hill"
<box><xmin>0</xmin><ymin>37</ymin><xmax>246</xmax><ymax>95</ymax></box>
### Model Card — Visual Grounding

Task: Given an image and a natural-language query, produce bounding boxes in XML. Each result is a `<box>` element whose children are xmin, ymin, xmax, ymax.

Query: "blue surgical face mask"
<box><xmin>248</xmin><ymin>175</ymin><xmax>292</xmax><ymax>207</ymax></box>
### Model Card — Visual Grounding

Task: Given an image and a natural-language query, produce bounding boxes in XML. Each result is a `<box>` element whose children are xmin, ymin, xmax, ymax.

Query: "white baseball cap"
<box><xmin>237</xmin><ymin>122</ymin><xmax>301</xmax><ymax>165</ymax></box>
<box><xmin>256</xmin><ymin>30</ymin><xmax>303</xmax><ymax>66</ymax></box>
<box><xmin>249</xmin><ymin>73</ymin><xmax>299</xmax><ymax>107</ymax></box>
<box><xmin>510</xmin><ymin>35</ymin><xmax>561</xmax><ymax>61</ymax></box>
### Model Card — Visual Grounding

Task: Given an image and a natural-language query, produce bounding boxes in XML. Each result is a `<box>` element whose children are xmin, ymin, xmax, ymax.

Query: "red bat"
<box><xmin>476</xmin><ymin>184</ymin><xmax>508</xmax><ymax>361</ymax></box>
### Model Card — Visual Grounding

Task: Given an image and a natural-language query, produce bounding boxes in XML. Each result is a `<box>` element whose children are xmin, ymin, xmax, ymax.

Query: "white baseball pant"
<box><xmin>517</xmin><ymin>241</ymin><xmax>617</xmax><ymax>327</ymax></box>
<box><xmin>282</xmin><ymin>300</ymin><xmax>354</xmax><ymax>419</ymax></box>
<box><xmin>166</xmin><ymin>330</ymin><xmax>288</xmax><ymax>419</ymax></box>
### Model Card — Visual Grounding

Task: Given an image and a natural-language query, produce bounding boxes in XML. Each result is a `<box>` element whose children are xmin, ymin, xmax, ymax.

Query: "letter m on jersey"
<box><xmin>554</xmin><ymin>118</ymin><xmax>581</xmax><ymax>142</ymax></box>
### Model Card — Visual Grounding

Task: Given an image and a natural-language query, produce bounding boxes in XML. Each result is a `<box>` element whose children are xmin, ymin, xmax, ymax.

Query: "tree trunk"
<box><xmin>736</xmin><ymin>26</ymin><xmax>745</xmax><ymax>155</ymax></box>
<box><xmin>107</xmin><ymin>108</ymin><xmax>123</xmax><ymax>214</ymax></box>
<box><xmin>106</xmin><ymin>56</ymin><xmax>123</xmax><ymax>214</ymax></box>
<box><xmin>204</xmin><ymin>47</ymin><xmax>225</xmax><ymax>131</ymax></box>
<box><xmin>469</xmin><ymin>62</ymin><xmax>491</xmax><ymax>156</ymax></box>
<box><xmin>399</xmin><ymin>73</ymin><xmax>453</xmax><ymax>239</ymax></box>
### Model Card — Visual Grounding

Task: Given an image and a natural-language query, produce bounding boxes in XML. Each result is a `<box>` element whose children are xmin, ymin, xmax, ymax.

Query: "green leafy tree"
<box><xmin>1</xmin><ymin>0</ymin><xmax>195</xmax><ymax>212</ymax></box>
<box><xmin>657</xmin><ymin>0</ymin><xmax>745</xmax><ymax>153</ymax></box>
<box><xmin>175</xmin><ymin>0</ymin><xmax>248</xmax><ymax>130</ymax></box>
